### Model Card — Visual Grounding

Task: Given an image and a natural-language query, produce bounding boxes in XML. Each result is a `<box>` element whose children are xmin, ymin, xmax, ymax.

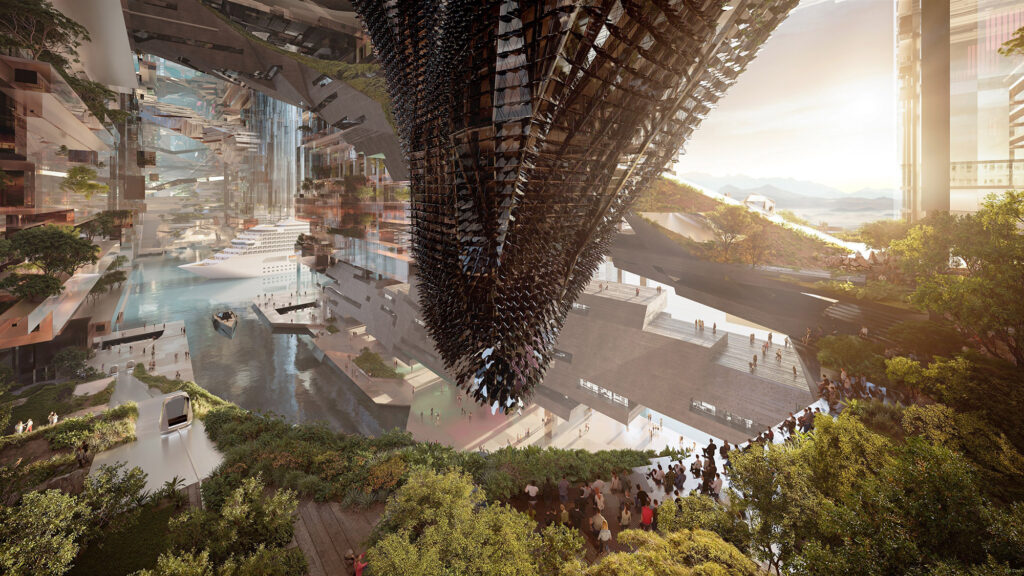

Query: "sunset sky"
<box><xmin>672</xmin><ymin>0</ymin><xmax>898</xmax><ymax>193</ymax></box>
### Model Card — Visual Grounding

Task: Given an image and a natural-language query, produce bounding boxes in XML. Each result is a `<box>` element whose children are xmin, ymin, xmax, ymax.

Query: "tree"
<box><xmin>888</xmin><ymin>222</ymin><xmax>952</xmax><ymax>281</ymax></box>
<box><xmin>52</xmin><ymin>346</ymin><xmax>91</xmax><ymax>378</ymax></box>
<box><xmin>570</xmin><ymin>529</ymin><xmax>758</xmax><ymax>576</ymax></box>
<box><xmin>815</xmin><ymin>335</ymin><xmax>887</xmax><ymax>382</ymax></box>
<box><xmin>656</xmin><ymin>495</ymin><xmax>750</xmax><ymax>554</ymax></box>
<box><xmin>367</xmin><ymin>468</ymin><xmax>544</xmax><ymax>576</ymax></box>
<box><xmin>9</xmin><ymin>224</ymin><xmax>99</xmax><ymax>278</ymax></box>
<box><xmin>168</xmin><ymin>475</ymin><xmax>298</xmax><ymax>565</ymax></box>
<box><xmin>140</xmin><ymin>547</ymin><xmax>307</xmax><ymax>576</ymax></box>
<box><xmin>60</xmin><ymin>165</ymin><xmax>108</xmax><ymax>200</ymax></box>
<box><xmin>858</xmin><ymin>218</ymin><xmax>911</xmax><ymax>250</ymax></box>
<box><xmin>740</xmin><ymin>219</ymin><xmax>778</xmax><ymax>268</ymax></box>
<box><xmin>908</xmin><ymin>193</ymin><xmax>1024</xmax><ymax>365</ymax></box>
<box><xmin>0</xmin><ymin>0</ymin><xmax>90</xmax><ymax>65</ymax></box>
<box><xmin>902</xmin><ymin>404</ymin><xmax>1024</xmax><ymax>503</ymax></box>
<box><xmin>109</xmin><ymin>254</ymin><xmax>129</xmax><ymax>270</ymax></box>
<box><xmin>885</xmin><ymin>320</ymin><xmax>965</xmax><ymax>359</ymax></box>
<box><xmin>707</xmin><ymin>204</ymin><xmax>752</xmax><ymax>261</ymax></box>
<box><xmin>0</xmin><ymin>272</ymin><xmax>63</xmax><ymax>300</ymax></box>
<box><xmin>999</xmin><ymin>25</ymin><xmax>1024</xmax><ymax>56</ymax></box>
<box><xmin>0</xmin><ymin>489</ymin><xmax>93</xmax><ymax>576</ymax></box>
<box><xmin>80</xmin><ymin>462</ymin><xmax>149</xmax><ymax>538</ymax></box>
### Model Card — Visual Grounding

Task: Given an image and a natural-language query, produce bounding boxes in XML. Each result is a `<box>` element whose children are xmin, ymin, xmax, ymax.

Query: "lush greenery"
<box><xmin>632</xmin><ymin>177</ymin><xmax>720</xmax><ymax>213</ymax></box>
<box><xmin>197</xmin><ymin>401</ymin><xmax>650</xmax><ymax>509</ymax></box>
<box><xmin>367</xmin><ymin>468</ymin><xmax>758</xmax><ymax>576</ymax></box>
<box><xmin>2</xmin><ymin>459</ymin><xmax>302</xmax><ymax>576</ymax></box>
<box><xmin>646</xmin><ymin>205</ymin><xmax>847</xmax><ymax>270</ymax></box>
<box><xmin>136</xmin><ymin>475</ymin><xmax>306</xmax><ymax>576</ymax></box>
<box><xmin>0</xmin><ymin>273</ymin><xmax>64</xmax><ymax>300</ymax></box>
<box><xmin>67</xmin><ymin>502</ymin><xmax>177</xmax><ymax>576</ymax></box>
<box><xmin>2</xmin><ymin>376</ymin><xmax>113</xmax><ymax>434</ymax></box>
<box><xmin>873</xmin><ymin>193</ymin><xmax>1024</xmax><ymax>366</ymax></box>
<box><xmin>0</xmin><ymin>404</ymin><xmax>137</xmax><ymax>502</ymax></box>
<box><xmin>60</xmin><ymin>166</ymin><xmax>107</xmax><ymax>200</ymax></box>
<box><xmin>0</xmin><ymin>225</ymin><xmax>99</xmax><ymax>300</ymax></box>
<box><xmin>726</xmin><ymin>413</ymin><xmax>1024</xmax><ymax>575</ymax></box>
<box><xmin>353</xmin><ymin>347</ymin><xmax>400</xmax><ymax>379</ymax></box>
<box><xmin>815</xmin><ymin>335</ymin><xmax>887</xmax><ymax>382</ymax></box>
<box><xmin>132</xmin><ymin>364</ymin><xmax>229</xmax><ymax>420</ymax></box>
<box><xmin>850</xmin><ymin>218</ymin><xmax>912</xmax><ymax>249</ymax></box>
<box><xmin>0</xmin><ymin>462</ymin><xmax>147</xmax><ymax>576</ymax></box>
<box><xmin>811</xmin><ymin>279</ymin><xmax>909</xmax><ymax>305</ymax></box>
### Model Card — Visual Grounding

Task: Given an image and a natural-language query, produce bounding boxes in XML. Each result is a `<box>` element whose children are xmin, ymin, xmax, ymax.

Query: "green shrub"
<box><xmin>132</xmin><ymin>365</ymin><xmax>228</xmax><ymax>419</ymax></box>
<box><xmin>0</xmin><ymin>489</ymin><xmax>93</xmax><ymax>576</ymax></box>
<box><xmin>353</xmin><ymin>347</ymin><xmax>401</xmax><ymax>378</ymax></box>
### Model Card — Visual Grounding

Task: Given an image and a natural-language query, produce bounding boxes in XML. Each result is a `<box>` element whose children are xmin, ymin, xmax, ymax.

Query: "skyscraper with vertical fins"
<box><xmin>354</xmin><ymin>0</ymin><xmax>799</xmax><ymax>411</ymax></box>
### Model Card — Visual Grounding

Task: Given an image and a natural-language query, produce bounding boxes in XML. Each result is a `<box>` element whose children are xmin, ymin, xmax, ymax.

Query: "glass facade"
<box><xmin>899</xmin><ymin>0</ymin><xmax>1024</xmax><ymax>218</ymax></box>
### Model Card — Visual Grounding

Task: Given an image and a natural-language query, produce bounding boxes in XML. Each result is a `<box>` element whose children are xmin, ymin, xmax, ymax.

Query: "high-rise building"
<box><xmin>356</xmin><ymin>0</ymin><xmax>800</xmax><ymax>409</ymax></box>
<box><xmin>899</xmin><ymin>0</ymin><xmax>1024</xmax><ymax>220</ymax></box>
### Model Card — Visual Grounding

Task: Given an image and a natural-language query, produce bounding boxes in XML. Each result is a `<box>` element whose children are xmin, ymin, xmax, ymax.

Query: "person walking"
<box><xmin>594</xmin><ymin>487</ymin><xmax>605</xmax><ymax>513</ymax></box>
<box><xmin>558</xmin><ymin>475</ymin><xmax>570</xmax><ymax>504</ymax></box>
<box><xmin>590</xmin><ymin>509</ymin><xmax>606</xmax><ymax>539</ymax></box>
<box><xmin>618</xmin><ymin>502</ymin><xmax>632</xmax><ymax>528</ymax></box>
<box><xmin>598</xmin><ymin>520</ymin><xmax>612</xmax><ymax>554</ymax></box>
<box><xmin>640</xmin><ymin>502</ymin><xmax>654</xmax><ymax>531</ymax></box>
<box><xmin>559</xmin><ymin>504</ymin><xmax>570</xmax><ymax>525</ymax></box>
<box><xmin>524</xmin><ymin>480</ymin><xmax>540</xmax><ymax>509</ymax></box>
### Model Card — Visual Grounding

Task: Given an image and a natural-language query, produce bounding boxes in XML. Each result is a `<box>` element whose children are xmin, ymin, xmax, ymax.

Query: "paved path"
<box><xmin>90</xmin><ymin>320</ymin><xmax>194</xmax><ymax>383</ymax></box>
<box><xmin>292</xmin><ymin>500</ymin><xmax>383</xmax><ymax>576</ymax></box>
<box><xmin>90</xmin><ymin>365</ymin><xmax>223</xmax><ymax>494</ymax></box>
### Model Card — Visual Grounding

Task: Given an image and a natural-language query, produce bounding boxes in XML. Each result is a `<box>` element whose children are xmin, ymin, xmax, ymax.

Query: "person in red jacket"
<box><xmin>640</xmin><ymin>502</ymin><xmax>654</xmax><ymax>531</ymax></box>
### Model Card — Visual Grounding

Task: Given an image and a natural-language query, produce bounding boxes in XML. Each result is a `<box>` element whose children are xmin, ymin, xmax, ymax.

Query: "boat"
<box><xmin>179</xmin><ymin>218</ymin><xmax>310</xmax><ymax>278</ymax></box>
<box><xmin>212</xmin><ymin>310</ymin><xmax>237</xmax><ymax>337</ymax></box>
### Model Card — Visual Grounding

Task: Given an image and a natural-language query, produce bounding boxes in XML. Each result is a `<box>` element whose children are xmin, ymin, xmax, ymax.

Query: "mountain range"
<box><xmin>677</xmin><ymin>173</ymin><xmax>899</xmax><ymax>228</ymax></box>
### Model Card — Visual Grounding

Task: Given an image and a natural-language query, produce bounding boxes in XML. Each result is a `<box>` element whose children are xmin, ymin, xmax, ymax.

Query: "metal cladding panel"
<box><xmin>354</xmin><ymin>0</ymin><xmax>798</xmax><ymax>411</ymax></box>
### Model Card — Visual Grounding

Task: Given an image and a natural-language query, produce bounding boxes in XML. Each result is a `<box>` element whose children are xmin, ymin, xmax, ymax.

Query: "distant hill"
<box><xmin>718</xmin><ymin>184</ymin><xmax>894</xmax><ymax>213</ymax></box>
<box><xmin>680</xmin><ymin>173</ymin><xmax>897</xmax><ymax>228</ymax></box>
<box><xmin>681</xmin><ymin>172</ymin><xmax>853</xmax><ymax>199</ymax></box>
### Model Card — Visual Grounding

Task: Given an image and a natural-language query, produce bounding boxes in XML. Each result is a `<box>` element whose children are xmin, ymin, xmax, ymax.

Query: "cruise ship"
<box><xmin>179</xmin><ymin>219</ymin><xmax>310</xmax><ymax>279</ymax></box>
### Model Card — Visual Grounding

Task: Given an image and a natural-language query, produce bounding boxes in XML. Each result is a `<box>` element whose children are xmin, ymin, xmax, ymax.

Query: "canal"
<box><xmin>115</xmin><ymin>252</ymin><xmax>408</xmax><ymax>436</ymax></box>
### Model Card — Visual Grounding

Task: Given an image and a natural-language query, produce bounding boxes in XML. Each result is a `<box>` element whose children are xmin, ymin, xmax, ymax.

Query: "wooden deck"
<box><xmin>291</xmin><ymin>500</ymin><xmax>384</xmax><ymax>576</ymax></box>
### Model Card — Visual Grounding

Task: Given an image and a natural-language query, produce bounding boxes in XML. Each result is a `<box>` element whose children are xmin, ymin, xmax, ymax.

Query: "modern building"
<box><xmin>323</xmin><ymin>259</ymin><xmax>814</xmax><ymax>444</ymax></box>
<box><xmin>899</xmin><ymin>0</ymin><xmax>1024</xmax><ymax>220</ymax></box>
<box><xmin>355</xmin><ymin>0</ymin><xmax>800</xmax><ymax>409</ymax></box>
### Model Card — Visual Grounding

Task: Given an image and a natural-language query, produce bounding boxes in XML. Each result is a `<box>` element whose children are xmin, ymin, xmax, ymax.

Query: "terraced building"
<box><xmin>354</xmin><ymin>0</ymin><xmax>800</xmax><ymax>410</ymax></box>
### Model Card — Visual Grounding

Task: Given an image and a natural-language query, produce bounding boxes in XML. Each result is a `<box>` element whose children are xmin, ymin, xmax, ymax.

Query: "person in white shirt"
<box><xmin>711</xmin><ymin>473</ymin><xmax>723</xmax><ymax>501</ymax></box>
<box><xmin>524</xmin><ymin>481</ymin><xmax>539</xmax><ymax>508</ymax></box>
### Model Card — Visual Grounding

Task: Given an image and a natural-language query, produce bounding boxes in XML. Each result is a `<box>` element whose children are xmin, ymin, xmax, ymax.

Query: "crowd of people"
<box><xmin>816</xmin><ymin>368</ymin><xmax>903</xmax><ymax>413</ymax></box>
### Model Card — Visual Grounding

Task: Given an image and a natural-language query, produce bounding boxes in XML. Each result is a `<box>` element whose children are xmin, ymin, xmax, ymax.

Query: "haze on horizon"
<box><xmin>673</xmin><ymin>0</ymin><xmax>898</xmax><ymax>194</ymax></box>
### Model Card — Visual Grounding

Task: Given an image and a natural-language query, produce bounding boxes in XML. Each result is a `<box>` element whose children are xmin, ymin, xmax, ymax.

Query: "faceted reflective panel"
<box><xmin>354</xmin><ymin>0</ymin><xmax>798</xmax><ymax>410</ymax></box>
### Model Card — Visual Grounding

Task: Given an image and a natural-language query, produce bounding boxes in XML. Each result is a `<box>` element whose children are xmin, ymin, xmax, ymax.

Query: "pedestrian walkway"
<box><xmin>291</xmin><ymin>500</ymin><xmax>382</xmax><ymax>576</ymax></box>
<box><xmin>91</xmin><ymin>365</ymin><xmax>223</xmax><ymax>494</ymax></box>
<box><xmin>314</xmin><ymin>331</ymin><xmax>415</xmax><ymax>407</ymax></box>
<box><xmin>90</xmin><ymin>320</ymin><xmax>194</xmax><ymax>383</ymax></box>
<box><xmin>252</xmin><ymin>291</ymin><xmax>324</xmax><ymax>335</ymax></box>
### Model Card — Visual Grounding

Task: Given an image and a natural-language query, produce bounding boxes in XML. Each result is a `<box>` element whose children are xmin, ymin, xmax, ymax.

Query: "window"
<box><xmin>578</xmin><ymin>378</ymin><xmax>628</xmax><ymax>407</ymax></box>
<box><xmin>553</xmin><ymin>348</ymin><xmax>573</xmax><ymax>363</ymax></box>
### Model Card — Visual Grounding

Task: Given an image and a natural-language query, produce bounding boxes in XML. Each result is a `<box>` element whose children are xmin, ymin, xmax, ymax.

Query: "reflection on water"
<box><xmin>117</xmin><ymin>253</ymin><xmax>407</xmax><ymax>436</ymax></box>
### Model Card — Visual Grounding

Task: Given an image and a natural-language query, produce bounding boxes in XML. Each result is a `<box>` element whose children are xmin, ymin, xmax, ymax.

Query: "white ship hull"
<box><xmin>179</xmin><ymin>252</ymin><xmax>300</xmax><ymax>278</ymax></box>
<box><xmin>178</xmin><ymin>218</ymin><xmax>309</xmax><ymax>279</ymax></box>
